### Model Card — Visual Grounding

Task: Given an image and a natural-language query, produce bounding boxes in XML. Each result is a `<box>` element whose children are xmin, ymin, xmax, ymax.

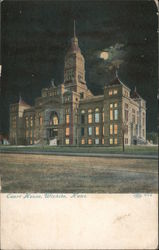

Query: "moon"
<box><xmin>100</xmin><ymin>51</ymin><xmax>109</xmax><ymax>60</ymax></box>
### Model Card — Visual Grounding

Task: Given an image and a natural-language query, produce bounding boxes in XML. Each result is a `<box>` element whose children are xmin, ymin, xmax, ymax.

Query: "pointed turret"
<box><xmin>18</xmin><ymin>93</ymin><xmax>30</xmax><ymax>107</ymax></box>
<box><xmin>73</xmin><ymin>20</ymin><xmax>76</xmax><ymax>38</ymax></box>
<box><xmin>67</xmin><ymin>20</ymin><xmax>81</xmax><ymax>54</ymax></box>
<box><xmin>131</xmin><ymin>86</ymin><xmax>141</xmax><ymax>99</ymax></box>
<box><xmin>19</xmin><ymin>93</ymin><xmax>22</xmax><ymax>104</ymax></box>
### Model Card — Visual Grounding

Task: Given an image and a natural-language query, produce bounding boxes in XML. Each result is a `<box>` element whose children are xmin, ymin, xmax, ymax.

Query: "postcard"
<box><xmin>0</xmin><ymin>0</ymin><xmax>158</xmax><ymax>249</ymax></box>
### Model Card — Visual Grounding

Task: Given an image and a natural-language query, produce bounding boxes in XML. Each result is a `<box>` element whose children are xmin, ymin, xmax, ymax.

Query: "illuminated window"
<box><xmin>109</xmin><ymin>90</ymin><xmax>113</xmax><ymax>96</ymax></box>
<box><xmin>95</xmin><ymin>108</ymin><xmax>99</xmax><ymax>112</ymax></box>
<box><xmin>114</xmin><ymin>109</ymin><xmax>118</xmax><ymax>120</ymax></box>
<box><xmin>66</xmin><ymin>114</ymin><xmax>70</xmax><ymax>124</ymax></box>
<box><xmin>49</xmin><ymin>112</ymin><xmax>59</xmax><ymax>126</ymax></box>
<box><xmin>30</xmin><ymin>116</ymin><xmax>33</xmax><ymax>127</ymax></box>
<box><xmin>102</xmin><ymin>138</ymin><xmax>104</xmax><ymax>144</ymax></box>
<box><xmin>110</xmin><ymin>104</ymin><xmax>113</xmax><ymax>108</ymax></box>
<box><xmin>114</xmin><ymin>138</ymin><xmax>118</xmax><ymax>144</ymax></box>
<box><xmin>25</xmin><ymin>117</ymin><xmax>29</xmax><ymax>128</ymax></box>
<box><xmin>114</xmin><ymin>89</ymin><xmax>118</xmax><ymax>94</ymax></box>
<box><xmin>30</xmin><ymin>139</ymin><xmax>33</xmax><ymax>145</ymax></box>
<box><xmin>110</xmin><ymin>110</ymin><xmax>113</xmax><ymax>120</ymax></box>
<box><xmin>124</xmin><ymin>91</ymin><xmax>129</xmax><ymax>97</ymax></box>
<box><xmin>81</xmin><ymin>110</ymin><xmax>85</xmax><ymax>123</ymax></box>
<box><xmin>110</xmin><ymin>138</ymin><xmax>113</xmax><ymax>145</ymax></box>
<box><xmin>88</xmin><ymin>139</ymin><xmax>92</xmax><ymax>145</ymax></box>
<box><xmin>65</xmin><ymin>127</ymin><xmax>70</xmax><ymax>136</ymax></box>
<box><xmin>88</xmin><ymin>127</ymin><xmax>92</xmax><ymax>136</ymax></box>
<box><xmin>102</xmin><ymin>108</ymin><xmax>104</xmax><ymax>122</ymax></box>
<box><xmin>114</xmin><ymin>103</ymin><xmax>118</xmax><ymax>108</ymax></box>
<box><xmin>110</xmin><ymin>124</ymin><xmax>113</xmax><ymax>135</ymax></box>
<box><xmin>114</xmin><ymin>124</ymin><xmax>118</xmax><ymax>135</ymax></box>
<box><xmin>88</xmin><ymin>109</ymin><xmax>93</xmax><ymax>123</ymax></box>
<box><xmin>81</xmin><ymin>139</ymin><xmax>85</xmax><ymax>145</ymax></box>
<box><xmin>30</xmin><ymin>130</ymin><xmax>32</xmax><ymax>137</ymax></box>
<box><xmin>88</xmin><ymin>114</ymin><xmax>92</xmax><ymax>123</ymax></box>
<box><xmin>53</xmin><ymin>115</ymin><xmax>58</xmax><ymax>125</ymax></box>
<box><xmin>65</xmin><ymin>138</ymin><xmax>69</xmax><ymax>145</ymax></box>
<box><xmin>95</xmin><ymin>108</ymin><xmax>99</xmax><ymax>123</ymax></box>
<box><xmin>102</xmin><ymin>126</ymin><xmax>104</xmax><ymax>136</ymax></box>
<box><xmin>110</xmin><ymin>104</ymin><xmax>113</xmax><ymax>121</ymax></box>
<box><xmin>95</xmin><ymin>113</ymin><xmax>99</xmax><ymax>123</ymax></box>
<box><xmin>95</xmin><ymin>126</ymin><xmax>99</xmax><ymax>135</ymax></box>
<box><xmin>95</xmin><ymin>138</ymin><xmax>99</xmax><ymax>144</ymax></box>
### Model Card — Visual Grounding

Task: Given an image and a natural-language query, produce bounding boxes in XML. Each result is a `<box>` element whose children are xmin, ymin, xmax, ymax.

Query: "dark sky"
<box><xmin>0</xmin><ymin>0</ymin><xmax>158</xmax><ymax>134</ymax></box>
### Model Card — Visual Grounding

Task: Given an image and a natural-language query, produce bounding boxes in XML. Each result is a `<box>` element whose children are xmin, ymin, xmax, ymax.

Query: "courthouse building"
<box><xmin>9</xmin><ymin>24</ymin><xmax>146</xmax><ymax>146</ymax></box>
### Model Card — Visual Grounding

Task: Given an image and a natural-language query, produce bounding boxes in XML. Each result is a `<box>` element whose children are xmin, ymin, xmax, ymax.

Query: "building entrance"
<box><xmin>49</xmin><ymin>128</ymin><xmax>58</xmax><ymax>138</ymax></box>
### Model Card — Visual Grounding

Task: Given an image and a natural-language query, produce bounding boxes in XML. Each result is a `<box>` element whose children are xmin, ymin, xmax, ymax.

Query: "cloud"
<box><xmin>97</xmin><ymin>43</ymin><xmax>126</xmax><ymax>74</ymax></box>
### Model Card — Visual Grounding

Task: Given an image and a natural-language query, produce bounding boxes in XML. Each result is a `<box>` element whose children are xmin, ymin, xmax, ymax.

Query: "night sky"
<box><xmin>0</xmin><ymin>0</ymin><xmax>158</xmax><ymax>134</ymax></box>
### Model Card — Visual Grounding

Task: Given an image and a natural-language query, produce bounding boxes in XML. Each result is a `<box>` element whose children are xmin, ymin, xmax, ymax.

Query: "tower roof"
<box><xmin>108</xmin><ymin>74</ymin><xmax>130</xmax><ymax>91</ymax></box>
<box><xmin>67</xmin><ymin>20</ymin><xmax>81</xmax><ymax>55</ymax></box>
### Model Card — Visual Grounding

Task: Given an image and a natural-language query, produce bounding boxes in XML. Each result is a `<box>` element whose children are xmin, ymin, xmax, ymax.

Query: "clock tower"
<box><xmin>64</xmin><ymin>21</ymin><xmax>88</xmax><ymax>95</ymax></box>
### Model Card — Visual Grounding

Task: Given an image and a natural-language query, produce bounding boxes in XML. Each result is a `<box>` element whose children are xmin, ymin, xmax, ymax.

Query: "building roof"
<box><xmin>108</xmin><ymin>76</ymin><xmax>131</xmax><ymax>91</ymax></box>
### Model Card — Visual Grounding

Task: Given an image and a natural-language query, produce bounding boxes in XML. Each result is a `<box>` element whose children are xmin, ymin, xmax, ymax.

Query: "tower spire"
<box><xmin>74</xmin><ymin>20</ymin><xmax>76</xmax><ymax>37</ymax></box>
<box><xmin>19</xmin><ymin>92</ymin><xmax>22</xmax><ymax>103</ymax></box>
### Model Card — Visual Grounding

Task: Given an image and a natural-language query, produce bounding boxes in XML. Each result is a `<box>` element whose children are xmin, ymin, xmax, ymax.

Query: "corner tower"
<box><xmin>64</xmin><ymin>21</ymin><xmax>90</xmax><ymax>97</ymax></box>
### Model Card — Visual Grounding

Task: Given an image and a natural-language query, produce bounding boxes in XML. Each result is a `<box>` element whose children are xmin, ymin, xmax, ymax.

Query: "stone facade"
<box><xmin>9</xmin><ymin>24</ymin><xmax>146</xmax><ymax>146</ymax></box>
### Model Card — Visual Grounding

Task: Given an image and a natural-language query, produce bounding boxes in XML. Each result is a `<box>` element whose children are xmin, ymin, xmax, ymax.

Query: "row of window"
<box><xmin>65</xmin><ymin>138</ymin><xmax>118</xmax><ymax>145</ymax></box>
<box><xmin>65</xmin><ymin>124</ymin><xmax>118</xmax><ymax>137</ymax></box>
<box><xmin>124</xmin><ymin>107</ymin><xmax>145</xmax><ymax>125</ymax></box>
<box><xmin>25</xmin><ymin>116</ymin><xmax>43</xmax><ymax>128</ymax></box>
<box><xmin>25</xmin><ymin>130</ymin><xmax>34</xmax><ymax>138</ymax></box>
<box><xmin>10</xmin><ymin>116</ymin><xmax>17</xmax><ymax>129</ymax></box>
<box><xmin>109</xmin><ymin>89</ymin><xmax>118</xmax><ymax>96</ymax></box>
<box><xmin>42</xmin><ymin>90</ymin><xmax>57</xmax><ymax>97</ymax></box>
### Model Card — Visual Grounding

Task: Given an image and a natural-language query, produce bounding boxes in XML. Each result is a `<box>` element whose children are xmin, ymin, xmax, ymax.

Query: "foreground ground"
<box><xmin>0</xmin><ymin>153</ymin><xmax>158</xmax><ymax>193</ymax></box>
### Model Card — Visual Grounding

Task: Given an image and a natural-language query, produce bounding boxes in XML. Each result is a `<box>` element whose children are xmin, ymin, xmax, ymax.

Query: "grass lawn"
<box><xmin>0</xmin><ymin>153</ymin><xmax>158</xmax><ymax>193</ymax></box>
<box><xmin>0</xmin><ymin>145</ymin><xmax>158</xmax><ymax>155</ymax></box>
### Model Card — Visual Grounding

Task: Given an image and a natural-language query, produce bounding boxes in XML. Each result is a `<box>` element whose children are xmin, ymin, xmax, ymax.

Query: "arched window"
<box><xmin>95</xmin><ymin>108</ymin><xmax>100</xmax><ymax>123</ymax></box>
<box><xmin>88</xmin><ymin>109</ymin><xmax>92</xmax><ymax>123</ymax></box>
<box><xmin>50</xmin><ymin>112</ymin><xmax>59</xmax><ymax>126</ymax></box>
